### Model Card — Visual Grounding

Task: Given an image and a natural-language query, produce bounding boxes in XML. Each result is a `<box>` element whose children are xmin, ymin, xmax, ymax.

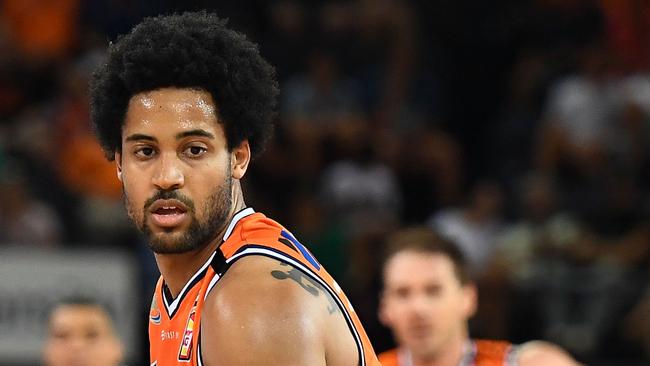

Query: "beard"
<box><xmin>124</xmin><ymin>173</ymin><xmax>233</xmax><ymax>254</ymax></box>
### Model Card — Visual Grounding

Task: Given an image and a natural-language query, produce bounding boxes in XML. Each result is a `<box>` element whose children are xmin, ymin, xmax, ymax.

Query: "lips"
<box><xmin>148</xmin><ymin>199</ymin><xmax>189</xmax><ymax>228</ymax></box>
<box><xmin>407</xmin><ymin>322</ymin><xmax>434</xmax><ymax>338</ymax></box>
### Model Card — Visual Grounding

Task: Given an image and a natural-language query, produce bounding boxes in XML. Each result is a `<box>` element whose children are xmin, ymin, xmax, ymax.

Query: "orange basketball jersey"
<box><xmin>148</xmin><ymin>207</ymin><xmax>381</xmax><ymax>366</ymax></box>
<box><xmin>378</xmin><ymin>339</ymin><xmax>516</xmax><ymax>366</ymax></box>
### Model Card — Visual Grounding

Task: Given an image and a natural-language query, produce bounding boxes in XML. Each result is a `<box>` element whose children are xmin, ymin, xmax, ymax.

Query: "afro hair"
<box><xmin>89</xmin><ymin>11</ymin><xmax>279</xmax><ymax>161</ymax></box>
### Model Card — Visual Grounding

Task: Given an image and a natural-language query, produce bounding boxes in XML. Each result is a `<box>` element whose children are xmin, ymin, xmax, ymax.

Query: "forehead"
<box><xmin>50</xmin><ymin>305</ymin><xmax>112</xmax><ymax>330</ymax></box>
<box><xmin>384</xmin><ymin>251</ymin><xmax>458</xmax><ymax>287</ymax></box>
<box><xmin>124</xmin><ymin>87</ymin><xmax>220</xmax><ymax>133</ymax></box>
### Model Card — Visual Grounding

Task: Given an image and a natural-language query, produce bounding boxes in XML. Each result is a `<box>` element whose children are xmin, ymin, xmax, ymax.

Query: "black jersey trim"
<box><xmin>159</xmin><ymin>207</ymin><xmax>254</xmax><ymax>319</ymax></box>
<box><xmin>161</xmin><ymin>262</ymin><xmax>211</xmax><ymax>319</ymax></box>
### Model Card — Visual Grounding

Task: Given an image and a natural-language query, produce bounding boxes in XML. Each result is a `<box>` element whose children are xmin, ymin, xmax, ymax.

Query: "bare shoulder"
<box><xmin>199</xmin><ymin>255</ymin><xmax>338</xmax><ymax>366</ymax></box>
<box><xmin>207</xmin><ymin>255</ymin><xmax>334</xmax><ymax>319</ymax></box>
<box><xmin>516</xmin><ymin>341</ymin><xmax>583</xmax><ymax>366</ymax></box>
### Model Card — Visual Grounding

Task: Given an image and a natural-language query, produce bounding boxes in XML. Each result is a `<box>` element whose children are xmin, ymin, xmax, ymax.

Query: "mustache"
<box><xmin>144</xmin><ymin>190</ymin><xmax>196</xmax><ymax>212</ymax></box>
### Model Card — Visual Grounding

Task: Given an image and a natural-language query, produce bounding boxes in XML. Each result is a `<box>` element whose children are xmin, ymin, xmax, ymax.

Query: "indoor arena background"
<box><xmin>0</xmin><ymin>1</ymin><xmax>649</xmax><ymax>365</ymax></box>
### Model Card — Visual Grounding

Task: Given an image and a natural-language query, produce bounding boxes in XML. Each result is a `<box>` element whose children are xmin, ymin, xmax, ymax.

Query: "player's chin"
<box><xmin>409</xmin><ymin>337</ymin><xmax>441</xmax><ymax>360</ymax></box>
<box><xmin>405</xmin><ymin>332</ymin><xmax>436</xmax><ymax>350</ymax></box>
<box><xmin>147</xmin><ymin>231</ymin><xmax>195</xmax><ymax>254</ymax></box>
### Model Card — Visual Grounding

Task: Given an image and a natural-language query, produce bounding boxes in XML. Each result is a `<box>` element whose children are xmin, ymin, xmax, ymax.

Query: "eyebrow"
<box><xmin>124</xmin><ymin>129</ymin><xmax>215</xmax><ymax>143</ymax></box>
<box><xmin>176</xmin><ymin>129</ymin><xmax>215</xmax><ymax>139</ymax></box>
<box><xmin>125</xmin><ymin>133</ymin><xmax>156</xmax><ymax>142</ymax></box>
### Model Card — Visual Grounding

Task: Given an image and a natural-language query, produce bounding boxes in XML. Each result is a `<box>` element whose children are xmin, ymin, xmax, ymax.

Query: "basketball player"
<box><xmin>43</xmin><ymin>297</ymin><xmax>124</xmax><ymax>366</ymax></box>
<box><xmin>89</xmin><ymin>12</ymin><xmax>380</xmax><ymax>366</ymax></box>
<box><xmin>378</xmin><ymin>227</ymin><xmax>581</xmax><ymax>366</ymax></box>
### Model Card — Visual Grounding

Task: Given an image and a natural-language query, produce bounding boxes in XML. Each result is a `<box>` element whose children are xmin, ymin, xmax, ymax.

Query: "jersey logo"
<box><xmin>178</xmin><ymin>299</ymin><xmax>198</xmax><ymax>361</ymax></box>
<box><xmin>150</xmin><ymin>298</ymin><xmax>161</xmax><ymax>325</ymax></box>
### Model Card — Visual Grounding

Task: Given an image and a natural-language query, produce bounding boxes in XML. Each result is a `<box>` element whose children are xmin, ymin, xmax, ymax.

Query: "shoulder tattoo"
<box><xmin>271</xmin><ymin>263</ymin><xmax>339</xmax><ymax>314</ymax></box>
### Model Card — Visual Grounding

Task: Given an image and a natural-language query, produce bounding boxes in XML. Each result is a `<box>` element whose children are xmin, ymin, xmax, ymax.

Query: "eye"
<box><xmin>425</xmin><ymin>284</ymin><xmax>442</xmax><ymax>297</ymax></box>
<box><xmin>184</xmin><ymin>145</ymin><xmax>207</xmax><ymax>158</ymax></box>
<box><xmin>52</xmin><ymin>329</ymin><xmax>71</xmax><ymax>340</ymax></box>
<box><xmin>394</xmin><ymin>287</ymin><xmax>410</xmax><ymax>299</ymax></box>
<box><xmin>84</xmin><ymin>329</ymin><xmax>100</xmax><ymax>341</ymax></box>
<box><xmin>134</xmin><ymin>146</ymin><xmax>156</xmax><ymax>159</ymax></box>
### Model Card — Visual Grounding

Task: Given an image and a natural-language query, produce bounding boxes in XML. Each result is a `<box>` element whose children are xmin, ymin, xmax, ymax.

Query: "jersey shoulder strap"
<box><xmin>219</xmin><ymin>212</ymin><xmax>322</xmax><ymax>272</ymax></box>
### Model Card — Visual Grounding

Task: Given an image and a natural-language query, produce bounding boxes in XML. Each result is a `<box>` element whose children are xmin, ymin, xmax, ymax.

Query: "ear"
<box><xmin>377</xmin><ymin>291</ymin><xmax>393</xmax><ymax>327</ymax></box>
<box><xmin>231</xmin><ymin>140</ymin><xmax>251</xmax><ymax>180</ymax></box>
<box><xmin>115</xmin><ymin>151</ymin><xmax>123</xmax><ymax>182</ymax></box>
<box><xmin>461</xmin><ymin>282</ymin><xmax>478</xmax><ymax>319</ymax></box>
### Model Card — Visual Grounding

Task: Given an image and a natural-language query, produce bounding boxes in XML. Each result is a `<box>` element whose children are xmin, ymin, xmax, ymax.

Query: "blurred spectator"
<box><xmin>378</xmin><ymin>226</ymin><xmax>581</xmax><ymax>366</ymax></box>
<box><xmin>534</xmin><ymin>172</ymin><xmax>649</xmax><ymax>357</ymax></box>
<box><xmin>79</xmin><ymin>0</ymin><xmax>163</xmax><ymax>42</ymax></box>
<box><xmin>351</xmin><ymin>0</ymin><xmax>417</xmax><ymax>127</ymax></box>
<box><xmin>306</xmin><ymin>0</ymin><xmax>419</xmax><ymax>128</ymax></box>
<box><xmin>491</xmin><ymin>172</ymin><xmax>580</xmax><ymax>287</ymax></box>
<box><xmin>600</xmin><ymin>0</ymin><xmax>650</xmax><ymax>72</ymax></box>
<box><xmin>54</xmin><ymin>49</ymin><xmax>120</xmax><ymax>201</ymax></box>
<box><xmin>283</xmin><ymin>48</ymin><xmax>363</xmax><ymax>141</ymax></box>
<box><xmin>0</xmin><ymin>160</ymin><xmax>62</xmax><ymax>247</ymax></box>
<box><xmin>0</xmin><ymin>0</ymin><xmax>80</xmax><ymax>61</ymax></box>
<box><xmin>484</xmin><ymin>172</ymin><xmax>581</xmax><ymax>339</ymax></box>
<box><xmin>536</xmin><ymin>42</ymin><xmax>617</xmax><ymax>178</ymax></box>
<box><xmin>0</xmin><ymin>32</ymin><xmax>27</xmax><ymax>118</ymax></box>
<box><xmin>490</xmin><ymin>50</ymin><xmax>551</xmax><ymax>183</ymax></box>
<box><xmin>261</xmin><ymin>0</ymin><xmax>310</xmax><ymax>81</ymax></box>
<box><xmin>320</xmin><ymin>130</ymin><xmax>403</xmax><ymax>234</ymax></box>
<box><xmin>43</xmin><ymin>296</ymin><xmax>124</xmax><ymax>366</ymax></box>
<box><xmin>624</xmin><ymin>284</ymin><xmax>650</xmax><ymax>360</ymax></box>
<box><xmin>428</xmin><ymin>180</ymin><xmax>504</xmax><ymax>276</ymax></box>
<box><xmin>282</xmin><ymin>47</ymin><xmax>365</xmax><ymax>179</ymax></box>
<box><xmin>611</xmin><ymin>73</ymin><xmax>650</xmax><ymax>181</ymax></box>
<box><xmin>395</xmin><ymin>127</ymin><xmax>464</xmax><ymax>223</ymax></box>
<box><xmin>52</xmin><ymin>49</ymin><xmax>130</xmax><ymax>245</ymax></box>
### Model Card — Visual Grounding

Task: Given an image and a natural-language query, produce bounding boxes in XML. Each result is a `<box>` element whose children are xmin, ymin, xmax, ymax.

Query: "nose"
<box><xmin>152</xmin><ymin>152</ymin><xmax>184</xmax><ymax>190</ymax></box>
<box><xmin>410</xmin><ymin>293</ymin><xmax>432</xmax><ymax>316</ymax></box>
<box><xmin>63</xmin><ymin>335</ymin><xmax>87</xmax><ymax>355</ymax></box>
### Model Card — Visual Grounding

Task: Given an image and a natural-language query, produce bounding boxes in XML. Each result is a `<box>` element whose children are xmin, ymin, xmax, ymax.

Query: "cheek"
<box><xmin>437</xmin><ymin>296</ymin><xmax>466</xmax><ymax>321</ymax></box>
<box><xmin>122</xmin><ymin>173</ymin><xmax>147</xmax><ymax>201</ymax></box>
<box><xmin>386</xmin><ymin>299</ymin><xmax>415</xmax><ymax>324</ymax></box>
<box><xmin>121</xmin><ymin>179</ymin><xmax>148</xmax><ymax>221</ymax></box>
<box><xmin>193</xmin><ymin>168</ymin><xmax>230</xmax><ymax>195</ymax></box>
<box><xmin>91</xmin><ymin>340</ymin><xmax>110</xmax><ymax>354</ymax></box>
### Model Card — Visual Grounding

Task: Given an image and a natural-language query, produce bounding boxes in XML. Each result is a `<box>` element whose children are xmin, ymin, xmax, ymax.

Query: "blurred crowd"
<box><xmin>1</xmin><ymin>0</ymin><xmax>649</xmax><ymax>365</ymax></box>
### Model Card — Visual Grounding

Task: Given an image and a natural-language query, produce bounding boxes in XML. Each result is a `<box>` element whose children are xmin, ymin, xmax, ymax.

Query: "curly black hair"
<box><xmin>89</xmin><ymin>11</ymin><xmax>279</xmax><ymax>161</ymax></box>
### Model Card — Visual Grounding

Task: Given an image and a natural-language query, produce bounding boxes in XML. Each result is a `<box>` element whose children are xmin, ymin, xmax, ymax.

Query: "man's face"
<box><xmin>380</xmin><ymin>251</ymin><xmax>476</xmax><ymax>359</ymax></box>
<box><xmin>43</xmin><ymin>305</ymin><xmax>123</xmax><ymax>366</ymax></box>
<box><xmin>117</xmin><ymin>88</ymin><xmax>235</xmax><ymax>254</ymax></box>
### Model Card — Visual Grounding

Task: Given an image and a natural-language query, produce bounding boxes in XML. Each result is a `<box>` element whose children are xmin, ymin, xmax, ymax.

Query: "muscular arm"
<box><xmin>200</xmin><ymin>256</ymin><xmax>357</xmax><ymax>366</ymax></box>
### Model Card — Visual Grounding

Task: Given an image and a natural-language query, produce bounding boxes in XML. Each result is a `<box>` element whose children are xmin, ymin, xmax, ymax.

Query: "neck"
<box><xmin>410</xmin><ymin>333</ymin><xmax>469</xmax><ymax>366</ymax></box>
<box><xmin>154</xmin><ymin>182</ymin><xmax>246</xmax><ymax>298</ymax></box>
